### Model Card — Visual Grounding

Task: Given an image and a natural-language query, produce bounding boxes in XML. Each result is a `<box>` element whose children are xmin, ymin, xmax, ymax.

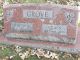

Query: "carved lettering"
<box><xmin>23</xmin><ymin>10</ymin><xmax>53</xmax><ymax>19</ymax></box>
<box><xmin>42</xmin><ymin>24</ymin><xmax>67</xmax><ymax>35</ymax></box>
<box><xmin>11</xmin><ymin>22</ymin><xmax>33</xmax><ymax>32</ymax></box>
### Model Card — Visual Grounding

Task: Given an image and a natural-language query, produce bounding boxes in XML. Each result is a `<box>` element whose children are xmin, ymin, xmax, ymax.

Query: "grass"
<box><xmin>27</xmin><ymin>55</ymin><xmax>40</xmax><ymax>60</ymax></box>
<box><xmin>6</xmin><ymin>0</ymin><xmax>46</xmax><ymax>3</ymax></box>
<box><xmin>0</xmin><ymin>7</ymin><xmax>3</xmax><ymax>17</ymax></box>
<box><xmin>13</xmin><ymin>55</ymin><xmax>22</xmax><ymax>60</ymax></box>
<box><xmin>0</xmin><ymin>43</ymin><xmax>78</xmax><ymax>60</ymax></box>
<box><xmin>0</xmin><ymin>47</ymin><xmax>16</xmax><ymax>58</ymax></box>
<box><xmin>26</xmin><ymin>0</ymin><xmax>46</xmax><ymax>3</ymax></box>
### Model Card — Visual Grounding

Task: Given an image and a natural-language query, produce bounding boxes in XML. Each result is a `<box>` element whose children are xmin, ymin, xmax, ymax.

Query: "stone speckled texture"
<box><xmin>3</xmin><ymin>4</ymin><xmax>79</xmax><ymax>44</ymax></box>
<box><xmin>2</xmin><ymin>4</ymin><xmax>80</xmax><ymax>54</ymax></box>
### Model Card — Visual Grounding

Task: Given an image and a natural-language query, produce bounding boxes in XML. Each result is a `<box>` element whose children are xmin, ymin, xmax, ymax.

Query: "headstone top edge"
<box><xmin>3</xmin><ymin>3</ymin><xmax>80</xmax><ymax>10</ymax></box>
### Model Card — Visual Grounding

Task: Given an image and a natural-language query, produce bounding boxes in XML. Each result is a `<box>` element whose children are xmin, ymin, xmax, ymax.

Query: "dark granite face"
<box><xmin>3</xmin><ymin>4</ymin><xmax>78</xmax><ymax>44</ymax></box>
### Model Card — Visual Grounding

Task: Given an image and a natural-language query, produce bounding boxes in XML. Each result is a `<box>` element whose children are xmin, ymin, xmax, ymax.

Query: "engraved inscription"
<box><xmin>11</xmin><ymin>22</ymin><xmax>33</xmax><ymax>32</ymax></box>
<box><xmin>64</xmin><ymin>11</ymin><xmax>75</xmax><ymax>23</ymax></box>
<box><xmin>6</xmin><ymin>9</ymin><xmax>14</xmax><ymax>18</ymax></box>
<box><xmin>42</xmin><ymin>24</ymin><xmax>67</xmax><ymax>35</ymax></box>
<box><xmin>6</xmin><ymin>33</ymin><xmax>75</xmax><ymax>44</ymax></box>
<box><xmin>23</xmin><ymin>10</ymin><xmax>53</xmax><ymax>19</ymax></box>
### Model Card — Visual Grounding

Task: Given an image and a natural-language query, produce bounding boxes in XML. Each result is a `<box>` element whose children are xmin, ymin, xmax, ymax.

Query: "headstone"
<box><xmin>3</xmin><ymin>4</ymin><xmax>80</xmax><ymax>54</ymax></box>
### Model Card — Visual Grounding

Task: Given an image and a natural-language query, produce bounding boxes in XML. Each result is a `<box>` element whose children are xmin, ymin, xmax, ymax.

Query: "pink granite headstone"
<box><xmin>3</xmin><ymin>4</ymin><xmax>80</xmax><ymax>54</ymax></box>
